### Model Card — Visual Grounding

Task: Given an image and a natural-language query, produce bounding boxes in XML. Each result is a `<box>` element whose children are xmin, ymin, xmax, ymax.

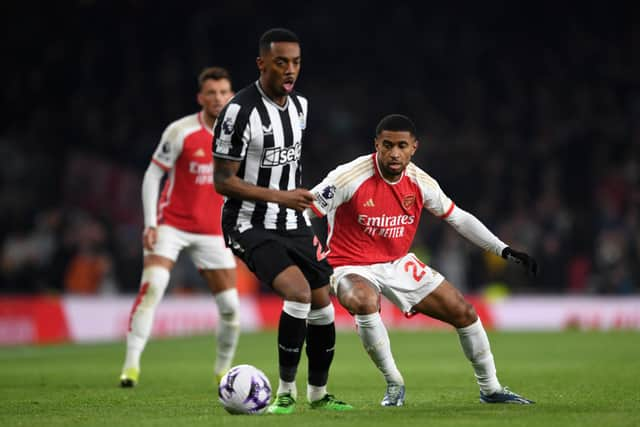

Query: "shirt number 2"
<box><xmin>403</xmin><ymin>255</ymin><xmax>427</xmax><ymax>282</ymax></box>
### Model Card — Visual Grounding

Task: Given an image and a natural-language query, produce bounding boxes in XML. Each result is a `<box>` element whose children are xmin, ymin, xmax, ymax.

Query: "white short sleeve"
<box><xmin>409</xmin><ymin>164</ymin><xmax>455</xmax><ymax>218</ymax></box>
<box><xmin>151</xmin><ymin>124</ymin><xmax>184</xmax><ymax>170</ymax></box>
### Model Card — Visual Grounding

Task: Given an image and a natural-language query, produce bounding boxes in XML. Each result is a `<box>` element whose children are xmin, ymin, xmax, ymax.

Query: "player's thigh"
<box><xmin>381</xmin><ymin>252</ymin><xmax>445</xmax><ymax>315</ymax></box>
<box><xmin>332</xmin><ymin>266</ymin><xmax>381</xmax><ymax>314</ymax></box>
<box><xmin>143</xmin><ymin>225</ymin><xmax>187</xmax><ymax>268</ymax></box>
<box><xmin>188</xmin><ymin>234</ymin><xmax>236</xmax><ymax>270</ymax></box>
<box><xmin>226</xmin><ymin>229</ymin><xmax>296</xmax><ymax>286</ymax></box>
<box><xmin>411</xmin><ymin>280</ymin><xmax>477</xmax><ymax>327</ymax></box>
<box><xmin>285</xmin><ymin>232</ymin><xmax>332</xmax><ymax>291</ymax></box>
<box><xmin>200</xmin><ymin>268</ymin><xmax>236</xmax><ymax>294</ymax></box>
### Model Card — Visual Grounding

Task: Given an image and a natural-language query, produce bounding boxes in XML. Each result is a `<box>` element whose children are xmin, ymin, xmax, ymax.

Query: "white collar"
<box><xmin>255</xmin><ymin>81</ymin><xmax>290</xmax><ymax>111</ymax></box>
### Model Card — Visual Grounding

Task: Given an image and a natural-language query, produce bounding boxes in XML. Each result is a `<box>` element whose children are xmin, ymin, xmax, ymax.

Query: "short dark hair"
<box><xmin>198</xmin><ymin>66</ymin><xmax>231</xmax><ymax>91</ymax></box>
<box><xmin>375</xmin><ymin>114</ymin><xmax>417</xmax><ymax>137</ymax></box>
<box><xmin>259</xmin><ymin>28</ymin><xmax>300</xmax><ymax>54</ymax></box>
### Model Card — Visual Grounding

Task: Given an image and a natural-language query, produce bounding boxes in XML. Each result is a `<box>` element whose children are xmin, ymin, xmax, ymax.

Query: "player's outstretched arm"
<box><xmin>213</xmin><ymin>158</ymin><xmax>314</xmax><ymax>211</ymax></box>
<box><xmin>444</xmin><ymin>205</ymin><xmax>538</xmax><ymax>276</ymax></box>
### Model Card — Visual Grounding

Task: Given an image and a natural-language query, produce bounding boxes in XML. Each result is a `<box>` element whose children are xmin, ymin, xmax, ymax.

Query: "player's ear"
<box><xmin>196</xmin><ymin>92</ymin><xmax>205</xmax><ymax>108</ymax></box>
<box><xmin>256</xmin><ymin>56</ymin><xmax>265</xmax><ymax>73</ymax></box>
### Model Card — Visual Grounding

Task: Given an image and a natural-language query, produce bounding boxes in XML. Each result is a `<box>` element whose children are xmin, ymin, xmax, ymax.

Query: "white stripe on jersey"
<box><xmin>237</xmin><ymin>110</ymin><xmax>264</xmax><ymax>233</ymax></box>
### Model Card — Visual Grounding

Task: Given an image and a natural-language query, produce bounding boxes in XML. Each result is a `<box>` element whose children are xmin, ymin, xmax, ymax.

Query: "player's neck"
<box><xmin>258</xmin><ymin>78</ymin><xmax>287</xmax><ymax>107</ymax></box>
<box><xmin>200</xmin><ymin>111</ymin><xmax>216</xmax><ymax>129</ymax></box>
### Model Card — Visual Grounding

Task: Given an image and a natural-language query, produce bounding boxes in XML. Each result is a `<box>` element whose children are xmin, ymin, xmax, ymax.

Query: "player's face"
<box><xmin>198</xmin><ymin>78</ymin><xmax>233</xmax><ymax>119</ymax></box>
<box><xmin>257</xmin><ymin>42</ymin><xmax>301</xmax><ymax>97</ymax></box>
<box><xmin>374</xmin><ymin>130</ymin><xmax>417</xmax><ymax>181</ymax></box>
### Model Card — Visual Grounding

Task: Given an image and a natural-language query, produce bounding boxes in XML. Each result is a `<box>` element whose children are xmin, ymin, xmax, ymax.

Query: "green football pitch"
<box><xmin>1</xmin><ymin>330</ymin><xmax>638</xmax><ymax>426</ymax></box>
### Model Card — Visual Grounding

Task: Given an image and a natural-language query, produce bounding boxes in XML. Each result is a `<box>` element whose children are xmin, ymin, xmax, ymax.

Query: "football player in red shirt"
<box><xmin>120</xmin><ymin>67</ymin><xmax>238</xmax><ymax>387</ymax></box>
<box><xmin>307</xmin><ymin>114</ymin><xmax>537</xmax><ymax>406</ymax></box>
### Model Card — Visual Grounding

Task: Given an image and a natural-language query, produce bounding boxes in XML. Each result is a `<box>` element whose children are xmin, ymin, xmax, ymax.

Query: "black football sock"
<box><xmin>306</xmin><ymin>322</ymin><xmax>336</xmax><ymax>386</ymax></box>
<box><xmin>278</xmin><ymin>310</ymin><xmax>307</xmax><ymax>382</ymax></box>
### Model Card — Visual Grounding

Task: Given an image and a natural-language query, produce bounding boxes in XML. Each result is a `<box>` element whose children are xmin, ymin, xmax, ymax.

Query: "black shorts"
<box><xmin>224</xmin><ymin>227</ymin><xmax>332</xmax><ymax>290</ymax></box>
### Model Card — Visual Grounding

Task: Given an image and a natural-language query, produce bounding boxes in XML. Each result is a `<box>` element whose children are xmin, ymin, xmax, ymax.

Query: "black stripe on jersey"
<box><xmin>276</xmin><ymin>108</ymin><xmax>294</xmax><ymax>229</ymax></box>
<box><xmin>289</xmin><ymin>95</ymin><xmax>306</xmax><ymax>226</ymax></box>
<box><xmin>251</xmin><ymin>99</ymin><xmax>274</xmax><ymax>226</ymax></box>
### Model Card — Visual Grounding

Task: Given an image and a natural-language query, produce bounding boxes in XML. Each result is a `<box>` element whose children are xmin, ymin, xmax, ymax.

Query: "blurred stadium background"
<box><xmin>1</xmin><ymin>1</ymin><xmax>639</xmax><ymax>344</ymax></box>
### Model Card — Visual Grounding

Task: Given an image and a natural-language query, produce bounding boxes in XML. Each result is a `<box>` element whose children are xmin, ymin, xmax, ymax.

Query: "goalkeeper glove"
<box><xmin>502</xmin><ymin>247</ymin><xmax>538</xmax><ymax>276</ymax></box>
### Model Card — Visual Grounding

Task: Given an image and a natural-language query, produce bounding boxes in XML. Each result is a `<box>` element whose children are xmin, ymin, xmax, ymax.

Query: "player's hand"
<box><xmin>279</xmin><ymin>189</ymin><xmax>315</xmax><ymax>211</ymax></box>
<box><xmin>502</xmin><ymin>247</ymin><xmax>538</xmax><ymax>276</ymax></box>
<box><xmin>142</xmin><ymin>227</ymin><xmax>158</xmax><ymax>251</ymax></box>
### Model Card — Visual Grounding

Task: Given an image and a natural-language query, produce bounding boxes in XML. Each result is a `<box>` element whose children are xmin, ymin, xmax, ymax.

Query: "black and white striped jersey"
<box><xmin>213</xmin><ymin>81</ymin><xmax>309</xmax><ymax>233</ymax></box>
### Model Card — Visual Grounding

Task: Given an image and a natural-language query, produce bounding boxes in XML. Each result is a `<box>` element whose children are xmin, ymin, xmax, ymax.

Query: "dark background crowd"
<box><xmin>1</xmin><ymin>1</ymin><xmax>637</xmax><ymax>295</ymax></box>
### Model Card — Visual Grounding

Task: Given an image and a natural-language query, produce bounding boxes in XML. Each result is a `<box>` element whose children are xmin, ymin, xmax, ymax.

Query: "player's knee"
<box><xmin>341</xmin><ymin>293</ymin><xmax>378</xmax><ymax>315</ymax></box>
<box><xmin>281</xmin><ymin>286</ymin><xmax>311</xmax><ymax>304</ymax></box>
<box><xmin>452</xmin><ymin>302</ymin><xmax>478</xmax><ymax>328</ymax></box>
<box><xmin>139</xmin><ymin>266</ymin><xmax>170</xmax><ymax>308</ymax></box>
<box><xmin>215</xmin><ymin>288</ymin><xmax>239</xmax><ymax>320</ymax></box>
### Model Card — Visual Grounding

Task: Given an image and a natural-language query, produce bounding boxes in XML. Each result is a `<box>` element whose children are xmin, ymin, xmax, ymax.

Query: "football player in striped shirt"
<box><xmin>306</xmin><ymin>114</ymin><xmax>537</xmax><ymax>406</ymax></box>
<box><xmin>213</xmin><ymin>28</ymin><xmax>352</xmax><ymax>414</ymax></box>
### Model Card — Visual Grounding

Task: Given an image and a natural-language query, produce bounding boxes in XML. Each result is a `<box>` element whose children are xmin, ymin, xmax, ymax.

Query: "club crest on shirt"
<box><xmin>403</xmin><ymin>194</ymin><xmax>416</xmax><ymax>209</ymax></box>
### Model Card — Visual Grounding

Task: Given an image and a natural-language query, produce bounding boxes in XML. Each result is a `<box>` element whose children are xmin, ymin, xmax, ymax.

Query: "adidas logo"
<box><xmin>363</xmin><ymin>198</ymin><xmax>375</xmax><ymax>207</ymax></box>
<box><xmin>194</xmin><ymin>148</ymin><xmax>205</xmax><ymax>157</ymax></box>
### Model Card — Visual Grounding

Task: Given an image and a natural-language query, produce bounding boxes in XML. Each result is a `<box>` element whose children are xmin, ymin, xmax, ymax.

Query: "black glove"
<box><xmin>502</xmin><ymin>247</ymin><xmax>538</xmax><ymax>276</ymax></box>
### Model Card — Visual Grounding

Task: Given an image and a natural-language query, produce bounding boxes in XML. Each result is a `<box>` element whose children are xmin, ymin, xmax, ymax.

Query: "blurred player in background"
<box><xmin>119</xmin><ymin>67</ymin><xmax>239</xmax><ymax>387</ymax></box>
<box><xmin>306</xmin><ymin>114</ymin><xmax>537</xmax><ymax>406</ymax></box>
<box><xmin>213</xmin><ymin>28</ymin><xmax>352</xmax><ymax>414</ymax></box>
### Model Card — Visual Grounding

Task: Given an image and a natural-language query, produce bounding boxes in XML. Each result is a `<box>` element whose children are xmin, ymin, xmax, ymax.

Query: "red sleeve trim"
<box><xmin>440</xmin><ymin>202</ymin><xmax>455</xmax><ymax>219</ymax></box>
<box><xmin>310</xmin><ymin>203</ymin><xmax>325</xmax><ymax>218</ymax></box>
<box><xmin>151</xmin><ymin>158</ymin><xmax>171</xmax><ymax>171</ymax></box>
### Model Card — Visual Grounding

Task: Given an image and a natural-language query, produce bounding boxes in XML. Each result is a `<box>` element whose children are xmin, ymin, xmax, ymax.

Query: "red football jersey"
<box><xmin>151</xmin><ymin>112</ymin><xmax>223</xmax><ymax>235</ymax></box>
<box><xmin>309</xmin><ymin>153</ymin><xmax>455</xmax><ymax>267</ymax></box>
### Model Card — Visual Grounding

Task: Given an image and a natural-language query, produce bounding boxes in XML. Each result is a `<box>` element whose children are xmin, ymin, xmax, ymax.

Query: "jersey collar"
<box><xmin>197</xmin><ymin>111</ymin><xmax>214</xmax><ymax>136</ymax></box>
<box><xmin>255</xmin><ymin>80</ymin><xmax>290</xmax><ymax>111</ymax></box>
<box><xmin>373</xmin><ymin>152</ymin><xmax>405</xmax><ymax>185</ymax></box>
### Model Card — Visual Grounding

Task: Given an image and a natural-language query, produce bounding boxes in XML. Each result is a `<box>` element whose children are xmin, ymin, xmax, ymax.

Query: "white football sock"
<box><xmin>213</xmin><ymin>288</ymin><xmax>240</xmax><ymax>376</ymax></box>
<box><xmin>278</xmin><ymin>379</ymin><xmax>297</xmax><ymax>399</ymax></box>
<box><xmin>123</xmin><ymin>266</ymin><xmax>170</xmax><ymax>371</ymax></box>
<box><xmin>355</xmin><ymin>313</ymin><xmax>404</xmax><ymax>385</ymax></box>
<box><xmin>457</xmin><ymin>318</ymin><xmax>502</xmax><ymax>395</ymax></box>
<box><xmin>307</xmin><ymin>384</ymin><xmax>327</xmax><ymax>402</ymax></box>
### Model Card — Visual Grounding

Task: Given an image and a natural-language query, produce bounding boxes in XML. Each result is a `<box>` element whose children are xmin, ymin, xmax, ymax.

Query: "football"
<box><xmin>218</xmin><ymin>364</ymin><xmax>272</xmax><ymax>415</ymax></box>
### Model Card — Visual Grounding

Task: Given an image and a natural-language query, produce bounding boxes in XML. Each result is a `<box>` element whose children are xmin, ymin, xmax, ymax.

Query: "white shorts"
<box><xmin>144</xmin><ymin>225</ymin><xmax>236</xmax><ymax>270</ymax></box>
<box><xmin>330</xmin><ymin>252</ymin><xmax>445</xmax><ymax>313</ymax></box>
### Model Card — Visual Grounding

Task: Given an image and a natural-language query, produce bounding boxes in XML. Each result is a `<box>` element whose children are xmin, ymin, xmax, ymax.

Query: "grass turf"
<box><xmin>1</xmin><ymin>330</ymin><xmax>639</xmax><ymax>426</ymax></box>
